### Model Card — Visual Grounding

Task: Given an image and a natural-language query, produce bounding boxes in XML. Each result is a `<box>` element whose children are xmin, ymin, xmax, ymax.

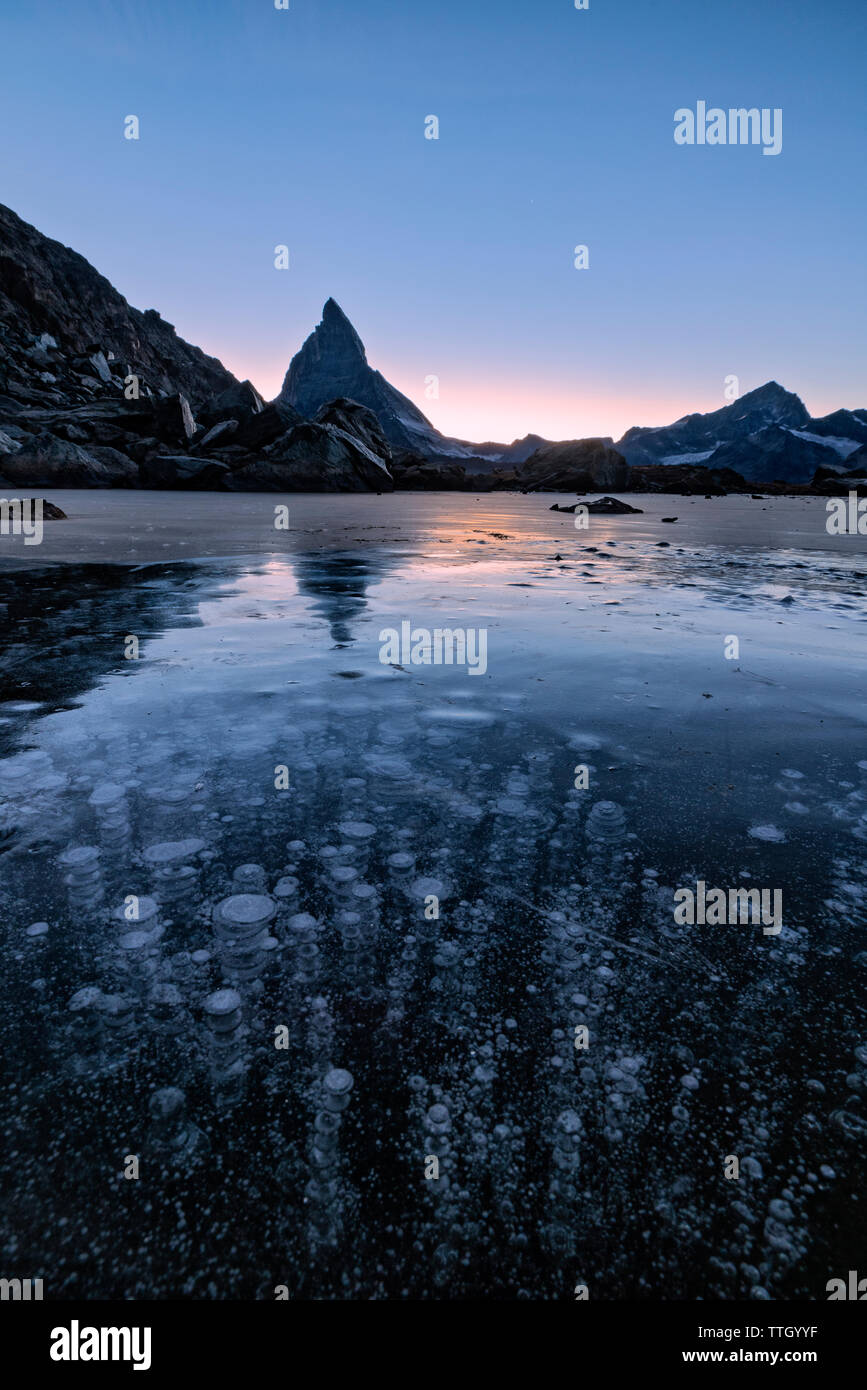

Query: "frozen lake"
<box><xmin>1</xmin><ymin>491</ymin><xmax>866</xmax><ymax>1299</ymax></box>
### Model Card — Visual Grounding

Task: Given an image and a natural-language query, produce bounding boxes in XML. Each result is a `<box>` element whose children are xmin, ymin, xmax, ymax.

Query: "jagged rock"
<box><xmin>12</xmin><ymin>398</ymin><xmax>193</xmax><ymax>451</ymax></box>
<box><xmin>0</xmin><ymin>430</ymin><xmax>21</xmax><ymax>455</ymax></box>
<box><xmin>1</xmin><ymin>432</ymin><xmax>137</xmax><ymax>486</ymax></box>
<box><xmin>0</xmin><ymin>202</ymin><xmax>240</xmax><ymax>407</ymax></box>
<box><xmin>315</xmin><ymin>398</ymin><xmax>393</xmax><ymax>467</ymax></box>
<box><xmin>197</xmin><ymin>418</ymin><xmax>239</xmax><ymax>450</ymax></box>
<box><xmin>230</xmin><ymin>420</ymin><xmax>393</xmax><ymax>492</ymax></box>
<box><xmin>518</xmin><ymin>439</ymin><xmax>628</xmax><ymax>492</ymax></box>
<box><xmin>196</xmin><ymin>379</ymin><xmax>265</xmax><ymax>430</ymax></box>
<box><xmin>153</xmin><ymin>393</ymin><xmax>196</xmax><ymax>443</ymax></box>
<box><xmin>232</xmin><ymin>399</ymin><xmax>303</xmax><ymax>452</ymax></box>
<box><xmin>88</xmin><ymin>351</ymin><xmax>113</xmax><ymax>384</ymax></box>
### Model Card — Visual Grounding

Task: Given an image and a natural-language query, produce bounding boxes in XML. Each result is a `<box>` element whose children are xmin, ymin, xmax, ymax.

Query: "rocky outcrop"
<box><xmin>195</xmin><ymin>379</ymin><xmax>264</xmax><ymax>430</ymax></box>
<box><xmin>0</xmin><ymin>432</ymin><xmax>137</xmax><ymax>487</ymax></box>
<box><xmin>228</xmin><ymin>419</ymin><xmax>393</xmax><ymax>492</ymax></box>
<box><xmin>314</xmin><ymin>398</ymin><xmax>393</xmax><ymax>468</ymax></box>
<box><xmin>626</xmin><ymin>462</ymin><xmax>749</xmax><ymax>494</ymax></box>
<box><xmin>516</xmin><ymin>438</ymin><xmax>628</xmax><ymax>492</ymax></box>
<box><xmin>0</xmin><ymin>202</ymin><xmax>239</xmax><ymax>409</ymax></box>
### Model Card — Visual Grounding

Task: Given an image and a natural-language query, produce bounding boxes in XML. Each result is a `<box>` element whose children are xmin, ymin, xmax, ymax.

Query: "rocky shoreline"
<box><xmin>2</xmin><ymin>201</ymin><xmax>865</xmax><ymax>500</ymax></box>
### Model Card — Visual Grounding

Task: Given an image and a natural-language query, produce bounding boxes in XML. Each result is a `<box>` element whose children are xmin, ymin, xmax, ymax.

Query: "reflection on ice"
<box><xmin>1</xmin><ymin>526</ymin><xmax>866</xmax><ymax>1300</ymax></box>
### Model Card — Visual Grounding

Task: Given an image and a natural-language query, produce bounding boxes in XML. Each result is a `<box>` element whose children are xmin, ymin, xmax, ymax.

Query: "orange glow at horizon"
<box><xmin>220</xmin><ymin>354</ymin><xmax>752</xmax><ymax>447</ymax></box>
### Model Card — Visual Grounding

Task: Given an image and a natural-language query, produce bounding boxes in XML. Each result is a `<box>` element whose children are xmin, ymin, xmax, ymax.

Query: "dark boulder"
<box><xmin>518</xmin><ymin>439</ymin><xmax>629</xmax><ymax>492</ymax></box>
<box><xmin>1</xmin><ymin>433</ymin><xmax>137</xmax><ymax>487</ymax></box>
<box><xmin>196</xmin><ymin>379</ymin><xmax>265</xmax><ymax>430</ymax></box>
<box><xmin>230</xmin><ymin>420</ymin><xmax>393</xmax><ymax>492</ymax></box>
<box><xmin>315</xmin><ymin>398</ymin><xmax>393</xmax><ymax>467</ymax></box>
<box><xmin>393</xmin><ymin>461</ymin><xmax>467</xmax><ymax>490</ymax></box>
<box><xmin>233</xmin><ymin>399</ymin><xmax>303</xmax><ymax>452</ymax></box>
<box><xmin>152</xmin><ymin>393</ymin><xmax>196</xmax><ymax>444</ymax></box>
<box><xmin>197</xmin><ymin>418</ymin><xmax>239</xmax><ymax>451</ymax></box>
<box><xmin>551</xmin><ymin>497</ymin><xmax>643</xmax><ymax>515</ymax></box>
<box><xmin>625</xmin><ymin>463</ymin><xmax>747</xmax><ymax>494</ymax></box>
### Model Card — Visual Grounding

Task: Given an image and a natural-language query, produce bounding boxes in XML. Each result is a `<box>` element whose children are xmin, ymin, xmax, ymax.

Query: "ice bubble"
<box><xmin>338</xmin><ymin>821</ymin><xmax>376</xmax><ymax>842</ymax></box>
<box><xmin>203</xmin><ymin>988</ymin><xmax>241</xmax><ymax>1019</ymax></box>
<box><xmin>216</xmin><ymin>894</ymin><xmax>276</xmax><ymax>927</ymax></box>
<box><xmin>585</xmin><ymin>801</ymin><xmax>627</xmax><ymax>843</ymax></box>
<box><xmin>273</xmin><ymin>876</ymin><xmax>299</xmax><ymax>899</ymax></box>
<box><xmin>748</xmin><ymin>824</ymin><xmax>786</xmax><ymax>843</ymax></box>
<box><xmin>410</xmin><ymin>875</ymin><xmax>447</xmax><ymax>901</ymax></box>
<box><xmin>567</xmin><ymin>732</ymin><xmax>605</xmax><ymax>750</ymax></box>
<box><xmin>88</xmin><ymin>782</ymin><xmax>126</xmax><ymax>808</ymax></box>
<box><xmin>143</xmin><ymin>839</ymin><xmax>206</xmax><ymax>865</ymax></box>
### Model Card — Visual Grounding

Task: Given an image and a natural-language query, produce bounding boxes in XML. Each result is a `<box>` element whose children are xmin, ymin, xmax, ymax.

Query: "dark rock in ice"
<box><xmin>552</xmin><ymin>496</ymin><xmax>643</xmax><ymax>515</ymax></box>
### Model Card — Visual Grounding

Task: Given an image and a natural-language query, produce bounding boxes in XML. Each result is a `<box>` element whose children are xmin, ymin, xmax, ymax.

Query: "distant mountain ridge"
<box><xmin>614</xmin><ymin>381</ymin><xmax>867</xmax><ymax>484</ymax></box>
<box><xmin>279</xmin><ymin>301</ymin><xmax>867</xmax><ymax>485</ymax></box>
<box><xmin>1</xmin><ymin>201</ymin><xmax>865</xmax><ymax>492</ymax></box>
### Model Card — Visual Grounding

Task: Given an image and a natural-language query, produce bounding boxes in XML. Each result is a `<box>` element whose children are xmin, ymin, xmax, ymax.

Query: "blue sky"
<box><xmin>0</xmin><ymin>0</ymin><xmax>864</xmax><ymax>441</ymax></box>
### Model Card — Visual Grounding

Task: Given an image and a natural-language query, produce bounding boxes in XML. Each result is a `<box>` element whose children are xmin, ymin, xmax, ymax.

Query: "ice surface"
<box><xmin>1</xmin><ymin>493</ymin><xmax>866</xmax><ymax>1299</ymax></box>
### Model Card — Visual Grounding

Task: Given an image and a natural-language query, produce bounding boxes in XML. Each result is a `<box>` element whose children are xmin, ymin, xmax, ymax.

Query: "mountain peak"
<box><xmin>322</xmin><ymin>295</ymin><xmax>350</xmax><ymax>320</ymax></box>
<box><xmin>278</xmin><ymin>299</ymin><xmax>438</xmax><ymax>448</ymax></box>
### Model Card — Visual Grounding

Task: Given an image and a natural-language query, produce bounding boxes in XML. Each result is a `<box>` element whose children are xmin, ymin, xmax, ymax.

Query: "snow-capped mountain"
<box><xmin>615</xmin><ymin>382</ymin><xmax>867</xmax><ymax>482</ymax></box>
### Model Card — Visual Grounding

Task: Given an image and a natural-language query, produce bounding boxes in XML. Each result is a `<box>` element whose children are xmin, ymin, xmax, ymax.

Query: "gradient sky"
<box><xmin>1</xmin><ymin>0</ymin><xmax>864</xmax><ymax>443</ymax></box>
